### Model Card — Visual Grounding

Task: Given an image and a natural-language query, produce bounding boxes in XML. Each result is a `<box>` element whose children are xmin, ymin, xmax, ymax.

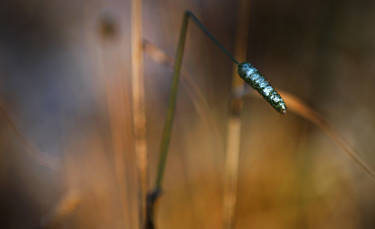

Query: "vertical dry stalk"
<box><xmin>131</xmin><ymin>0</ymin><xmax>148</xmax><ymax>227</ymax></box>
<box><xmin>223</xmin><ymin>0</ymin><xmax>251</xmax><ymax>228</ymax></box>
<box><xmin>223</xmin><ymin>117</ymin><xmax>242</xmax><ymax>229</ymax></box>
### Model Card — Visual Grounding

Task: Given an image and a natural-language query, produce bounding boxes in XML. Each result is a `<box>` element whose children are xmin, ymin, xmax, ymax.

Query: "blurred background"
<box><xmin>1</xmin><ymin>0</ymin><xmax>375</xmax><ymax>228</ymax></box>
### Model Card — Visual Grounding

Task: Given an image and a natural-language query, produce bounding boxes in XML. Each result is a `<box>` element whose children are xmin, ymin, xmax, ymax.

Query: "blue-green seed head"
<box><xmin>238</xmin><ymin>62</ymin><xmax>256</xmax><ymax>80</ymax></box>
<box><xmin>237</xmin><ymin>62</ymin><xmax>287</xmax><ymax>114</ymax></box>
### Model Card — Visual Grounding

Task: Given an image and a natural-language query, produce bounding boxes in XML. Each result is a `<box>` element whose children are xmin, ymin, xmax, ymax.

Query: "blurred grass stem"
<box><xmin>131</xmin><ymin>0</ymin><xmax>149</xmax><ymax>227</ymax></box>
<box><xmin>153</xmin><ymin>10</ymin><xmax>240</xmax><ymax>195</ymax></box>
<box><xmin>148</xmin><ymin>10</ymin><xmax>240</xmax><ymax>229</ymax></box>
<box><xmin>223</xmin><ymin>1</ymin><xmax>251</xmax><ymax>228</ymax></box>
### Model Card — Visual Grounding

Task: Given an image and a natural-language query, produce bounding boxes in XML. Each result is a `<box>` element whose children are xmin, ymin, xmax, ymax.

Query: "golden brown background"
<box><xmin>1</xmin><ymin>0</ymin><xmax>375</xmax><ymax>228</ymax></box>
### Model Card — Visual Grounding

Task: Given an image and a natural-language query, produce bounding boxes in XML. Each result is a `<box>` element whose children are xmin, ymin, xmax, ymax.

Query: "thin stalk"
<box><xmin>147</xmin><ymin>10</ymin><xmax>239</xmax><ymax>229</ymax></box>
<box><xmin>153</xmin><ymin>11</ymin><xmax>189</xmax><ymax>191</ymax></box>
<box><xmin>142</xmin><ymin>39</ymin><xmax>223</xmax><ymax>158</ymax></box>
<box><xmin>186</xmin><ymin>11</ymin><xmax>240</xmax><ymax>65</ymax></box>
<box><xmin>131</xmin><ymin>0</ymin><xmax>149</xmax><ymax>227</ymax></box>
<box><xmin>145</xmin><ymin>12</ymin><xmax>190</xmax><ymax>229</ymax></box>
<box><xmin>153</xmin><ymin>10</ymin><xmax>239</xmax><ymax>193</ymax></box>
<box><xmin>223</xmin><ymin>1</ymin><xmax>251</xmax><ymax>228</ymax></box>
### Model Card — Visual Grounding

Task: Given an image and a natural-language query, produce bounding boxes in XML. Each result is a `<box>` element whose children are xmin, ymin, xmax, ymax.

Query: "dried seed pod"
<box><xmin>238</xmin><ymin>62</ymin><xmax>287</xmax><ymax>114</ymax></box>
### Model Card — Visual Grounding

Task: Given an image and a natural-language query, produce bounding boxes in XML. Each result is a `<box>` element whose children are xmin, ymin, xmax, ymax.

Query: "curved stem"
<box><xmin>146</xmin><ymin>10</ymin><xmax>239</xmax><ymax>229</ymax></box>
<box><xmin>154</xmin><ymin>10</ymin><xmax>239</xmax><ymax>192</ymax></box>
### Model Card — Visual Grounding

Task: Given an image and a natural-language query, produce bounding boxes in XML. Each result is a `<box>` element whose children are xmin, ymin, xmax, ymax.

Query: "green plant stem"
<box><xmin>186</xmin><ymin>11</ymin><xmax>240</xmax><ymax>65</ymax></box>
<box><xmin>146</xmin><ymin>10</ymin><xmax>240</xmax><ymax>229</ymax></box>
<box><xmin>145</xmin><ymin>11</ymin><xmax>190</xmax><ymax>229</ymax></box>
<box><xmin>153</xmin><ymin>10</ymin><xmax>239</xmax><ymax>192</ymax></box>
<box><xmin>154</xmin><ymin>11</ymin><xmax>189</xmax><ymax>190</ymax></box>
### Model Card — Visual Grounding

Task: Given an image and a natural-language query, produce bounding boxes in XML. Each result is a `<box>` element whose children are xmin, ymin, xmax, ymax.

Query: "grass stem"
<box><xmin>131</xmin><ymin>0</ymin><xmax>149</xmax><ymax>227</ymax></box>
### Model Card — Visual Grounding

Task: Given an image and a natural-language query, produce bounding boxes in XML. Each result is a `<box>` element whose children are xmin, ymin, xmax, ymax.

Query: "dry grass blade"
<box><xmin>0</xmin><ymin>101</ymin><xmax>57</xmax><ymax>169</ymax></box>
<box><xmin>131</xmin><ymin>0</ymin><xmax>148</xmax><ymax>227</ymax></box>
<box><xmin>248</xmin><ymin>90</ymin><xmax>375</xmax><ymax>182</ymax></box>
<box><xmin>223</xmin><ymin>117</ymin><xmax>241</xmax><ymax>229</ymax></box>
<box><xmin>281</xmin><ymin>91</ymin><xmax>375</xmax><ymax>181</ymax></box>
<box><xmin>223</xmin><ymin>0</ymin><xmax>251</xmax><ymax>228</ymax></box>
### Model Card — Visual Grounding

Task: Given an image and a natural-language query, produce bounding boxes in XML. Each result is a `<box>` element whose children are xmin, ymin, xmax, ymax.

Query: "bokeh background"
<box><xmin>1</xmin><ymin>0</ymin><xmax>375</xmax><ymax>228</ymax></box>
